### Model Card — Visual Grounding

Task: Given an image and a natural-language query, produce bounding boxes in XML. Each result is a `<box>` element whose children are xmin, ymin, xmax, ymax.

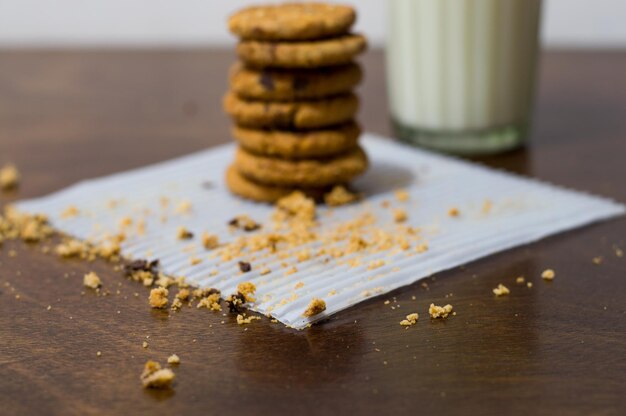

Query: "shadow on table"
<box><xmin>470</xmin><ymin>146</ymin><xmax>533</xmax><ymax>176</ymax></box>
<box><xmin>353</xmin><ymin>160</ymin><xmax>415</xmax><ymax>197</ymax></box>
<box><xmin>234</xmin><ymin>319</ymin><xmax>365</xmax><ymax>387</ymax></box>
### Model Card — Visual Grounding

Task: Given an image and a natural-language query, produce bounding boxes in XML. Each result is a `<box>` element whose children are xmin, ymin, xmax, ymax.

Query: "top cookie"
<box><xmin>228</xmin><ymin>3</ymin><xmax>356</xmax><ymax>41</ymax></box>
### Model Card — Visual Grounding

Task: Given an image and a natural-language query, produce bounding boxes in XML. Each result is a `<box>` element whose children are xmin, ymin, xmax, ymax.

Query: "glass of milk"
<box><xmin>386</xmin><ymin>0</ymin><xmax>542</xmax><ymax>155</ymax></box>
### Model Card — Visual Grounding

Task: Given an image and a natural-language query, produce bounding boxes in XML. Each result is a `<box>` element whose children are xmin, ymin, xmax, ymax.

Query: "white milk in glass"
<box><xmin>387</xmin><ymin>0</ymin><xmax>542</xmax><ymax>154</ymax></box>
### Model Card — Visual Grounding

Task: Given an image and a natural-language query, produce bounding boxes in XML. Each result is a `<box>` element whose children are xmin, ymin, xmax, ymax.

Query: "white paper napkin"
<box><xmin>14</xmin><ymin>134</ymin><xmax>624</xmax><ymax>329</ymax></box>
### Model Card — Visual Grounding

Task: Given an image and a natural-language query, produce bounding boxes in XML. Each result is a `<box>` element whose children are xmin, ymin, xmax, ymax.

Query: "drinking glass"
<box><xmin>386</xmin><ymin>0</ymin><xmax>542</xmax><ymax>154</ymax></box>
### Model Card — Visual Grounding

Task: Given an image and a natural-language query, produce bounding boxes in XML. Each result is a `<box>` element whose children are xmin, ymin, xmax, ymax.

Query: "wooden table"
<box><xmin>1</xmin><ymin>50</ymin><xmax>625</xmax><ymax>416</ymax></box>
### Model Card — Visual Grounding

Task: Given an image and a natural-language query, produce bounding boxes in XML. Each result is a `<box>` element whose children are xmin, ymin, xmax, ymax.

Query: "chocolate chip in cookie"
<box><xmin>229</xmin><ymin>62</ymin><xmax>362</xmax><ymax>101</ymax></box>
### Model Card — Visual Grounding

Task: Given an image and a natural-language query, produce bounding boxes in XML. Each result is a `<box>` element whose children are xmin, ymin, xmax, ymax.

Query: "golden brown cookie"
<box><xmin>233</xmin><ymin>122</ymin><xmax>360</xmax><ymax>159</ymax></box>
<box><xmin>229</xmin><ymin>62</ymin><xmax>362</xmax><ymax>101</ymax></box>
<box><xmin>236</xmin><ymin>34</ymin><xmax>367</xmax><ymax>69</ymax></box>
<box><xmin>233</xmin><ymin>145</ymin><xmax>368</xmax><ymax>187</ymax></box>
<box><xmin>228</xmin><ymin>3</ymin><xmax>356</xmax><ymax>41</ymax></box>
<box><xmin>223</xmin><ymin>92</ymin><xmax>358</xmax><ymax>129</ymax></box>
<box><xmin>225</xmin><ymin>164</ymin><xmax>329</xmax><ymax>203</ymax></box>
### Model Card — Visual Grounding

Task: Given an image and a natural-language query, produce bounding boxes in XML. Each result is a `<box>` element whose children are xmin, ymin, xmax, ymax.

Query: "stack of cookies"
<box><xmin>223</xmin><ymin>2</ymin><xmax>368</xmax><ymax>203</ymax></box>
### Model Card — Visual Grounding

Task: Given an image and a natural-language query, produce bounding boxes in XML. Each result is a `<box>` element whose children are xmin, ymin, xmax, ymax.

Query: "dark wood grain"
<box><xmin>1</xmin><ymin>49</ymin><xmax>625</xmax><ymax>416</ymax></box>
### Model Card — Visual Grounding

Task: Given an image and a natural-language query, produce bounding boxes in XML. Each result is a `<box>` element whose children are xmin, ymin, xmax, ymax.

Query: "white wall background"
<box><xmin>0</xmin><ymin>0</ymin><xmax>625</xmax><ymax>48</ymax></box>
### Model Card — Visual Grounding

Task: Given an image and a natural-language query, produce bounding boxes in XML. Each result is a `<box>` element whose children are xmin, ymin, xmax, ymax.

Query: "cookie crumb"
<box><xmin>592</xmin><ymin>256</ymin><xmax>603</xmax><ymax>265</ymax></box>
<box><xmin>236</xmin><ymin>314</ymin><xmax>261</xmax><ymax>325</ymax></box>
<box><xmin>367</xmin><ymin>259</ymin><xmax>385</xmax><ymax>270</ymax></box>
<box><xmin>429</xmin><ymin>303</ymin><xmax>453</xmax><ymax>319</ymax></box>
<box><xmin>175</xmin><ymin>200</ymin><xmax>192</xmax><ymax>214</ymax></box>
<box><xmin>0</xmin><ymin>164</ymin><xmax>19</xmax><ymax>191</ymax></box>
<box><xmin>170</xmin><ymin>297</ymin><xmax>183</xmax><ymax>311</ymax></box>
<box><xmin>125</xmin><ymin>259</ymin><xmax>159</xmax><ymax>277</ymax></box>
<box><xmin>155</xmin><ymin>274</ymin><xmax>174</xmax><ymax>288</ymax></box>
<box><xmin>238</xmin><ymin>261</ymin><xmax>252</xmax><ymax>273</ymax></box>
<box><xmin>324</xmin><ymin>185</ymin><xmax>359</xmax><ymax>206</ymax></box>
<box><xmin>55</xmin><ymin>239</ymin><xmax>90</xmax><ymax>259</ymax></box>
<box><xmin>303</xmin><ymin>298</ymin><xmax>326</xmax><ymax>317</ymax></box>
<box><xmin>447</xmin><ymin>208</ymin><xmax>460</xmax><ymax>217</ymax></box>
<box><xmin>493</xmin><ymin>284</ymin><xmax>510</xmax><ymax>296</ymax></box>
<box><xmin>541</xmin><ymin>269</ymin><xmax>555</xmax><ymax>280</ymax></box>
<box><xmin>118</xmin><ymin>216</ymin><xmax>133</xmax><ymax>229</ymax></box>
<box><xmin>140</xmin><ymin>360</ymin><xmax>175</xmax><ymax>389</ymax></box>
<box><xmin>259</xmin><ymin>266</ymin><xmax>271</xmax><ymax>275</ymax></box>
<box><xmin>481</xmin><ymin>200</ymin><xmax>493</xmax><ymax>214</ymax></box>
<box><xmin>394</xmin><ymin>189</ymin><xmax>409</xmax><ymax>202</ymax></box>
<box><xmin>284</xmin><ymin>266</ymin><xmax>298</xmax><ymax>276</ymax></box>
<box><xmin>83</xmin><ymin>272</ymin><xmax>102</xmax><ymax>289</ymax></box>
<box><xmin>201</xmin><ymin>232</ymin><xmax>219</xmax><ymax>250</ymax></box>
<box><xmin>527</xmin><ymin>281</ymin><xmax>533</xmax><ymax>288</ymax></box>
<box><xmin>393</xmin><ymin>209</ymin><xmax>407</xmax><ymax>223</ymax></box>
<box><xmin>196</xmin><ymin>288</ymin><xmax>222</xmax><ymax>311</ymax></box>
<box><xmin>0</xmin><ymin>209</ymin><xmax>54</xmax><ymax>243</ymax></box>
<box><xmin>176</xmin><ymin>226</ymin><xmax>194</xmax><ymax>240</ymax></box>
<box><xmin>237</xmin><ymin>281</ymin><xmax>256</xmax><ymax>302</ymax></box>
<box><xmin>61</xmin><ymin>205</ymin><xmax>80</xmax><ymax>218</ymax></box>
<box><xmin>229</xmin><ymin>215</ymin><xmax>261</xmax><ymax>232</ymax></box>
<box><xmin>515</xmin><ymin>276</ymin><xmax>525</xmax><ymax>284</ymax></box>
<box><xmin>167</xmin><ymin>354</ymin><xmax>180</xmax><ymax>365</ymax></box>
<box><xmin>415</xmin><ymin>243</ymin><xmax>429</xmax><ymax>253</ymax></box>
<box><xmin>400</xmin><ymin>312</ymin><xmax>419</xmax><ymax>326</ymax></box>
<box><xmin>176</xmin><ymin>288</ymin><xmax>190</xmax><ymax>301</ymax></box>
<box><xmin>276</xmin><ymin>191</ymin><xmax>316</xmax><ymax>221</ymax></box>
<box><xmin>149</xmin><ymin>287</ymin><xmax>169</xmax><ymax>308</ymax></box>
<box><xmin>96</xmin><ymin>351</ymin><xmax>102</xmax><ymax>357</ymax></box>
<box><xmin>296</xmin><ymin>249</ymin><xmax>311</xmax><ymax>262</ymax></box>
<box><xmin>98</xmin><ymin>241</ymin><xmax>121</xmax><ymax>260</ymax></box>
<box><xmin>143</xmin><ymin>341</ymin><xmax>149</xmax><ymax>348</ymax></box>
<box><xmin>226</xmin><ymin>292</ymin><xmax>246</xmax><ymax>313</ymax></box>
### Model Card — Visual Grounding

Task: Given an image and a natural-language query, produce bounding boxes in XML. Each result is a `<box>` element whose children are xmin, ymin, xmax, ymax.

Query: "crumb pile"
<box><xmin>2</xmin><ymin>185</ymin><xmax>455</xmax><ymax>324</ymax></box>
<box><xmin>210</xmin><ymin>191</ymin><xmax>431</xmax><ymax>316</ymax></box>
<box><xmin>224</xmin><ymin>2</ymin><xmax>368</xmax><ymax>203</ymax></box>
<box><xmin>216</xmin><ymin>191</ymin><xmax>426</xmax><ymax>269</ymax></box>
<box><xmin>0</xmin><ymin>207</ymin><xmax>53</xmax><ymax>243</ymax></box>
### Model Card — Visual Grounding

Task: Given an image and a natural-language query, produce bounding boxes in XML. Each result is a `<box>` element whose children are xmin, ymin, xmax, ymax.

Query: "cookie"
<box><xmin>223</xmin><ymin>92</ymin><xmax>358</xmax><ymax>129</ymax></box>
<box><xmin>229</xmin><ymin>62</ymin><xmax>362</xmax><ymax>101</ymax></box>
<box><xmin>233</xmin><ymin>145</ymin><xmax>368</xmax><ymax>187</ymax></box>
<box><xmin>225</xmin><ymin>164</ymin><xmax>329</xmax><ymax>203</ymax></box>
<box><xmin>236</xmin><ymin>34</ymin><xmax>367</xmax><ymax>69</ymax></box>
<box><xmin>233</xmin><ymin>122</ymin><xmax>360</xmax><ymax>159</ymax></box>
<box><xmin>228</xmin><ymin>3</ymin><xmax>356</xmax><ymax>41</ymax></box>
